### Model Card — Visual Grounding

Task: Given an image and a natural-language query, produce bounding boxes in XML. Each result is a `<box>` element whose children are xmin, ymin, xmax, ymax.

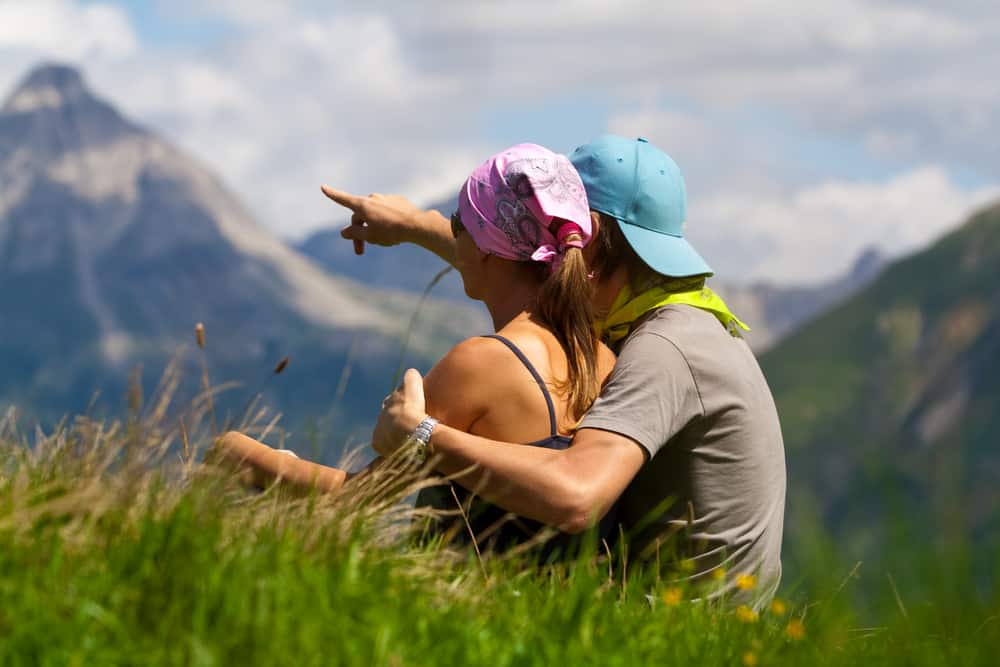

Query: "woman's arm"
<box><xmin>213</xmin><ymin>431</ymin><xmax>351</xmax><ymax>493</ymax></box>
<box><xmin>213</xmin><ymin>339</ymin><xmax>495</xmax><ymax>494</ymax></box>
<box><xmin>320</xmin><ymin>187</ymin><xmax>458</xmax><ymax>267</ymax></box>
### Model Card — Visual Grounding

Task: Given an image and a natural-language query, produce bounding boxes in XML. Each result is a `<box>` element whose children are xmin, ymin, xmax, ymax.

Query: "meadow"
<box><xmin>0</xmin><ymin>369</ymin><xmax>996</xmax><ymax>667</ymax></box>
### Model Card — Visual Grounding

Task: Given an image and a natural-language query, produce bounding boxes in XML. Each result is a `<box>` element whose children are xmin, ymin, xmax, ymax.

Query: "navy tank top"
<box><xmin>415</xmin><ymin>334</ymin><xmax>618</xmax><ymax>561</ymax></box>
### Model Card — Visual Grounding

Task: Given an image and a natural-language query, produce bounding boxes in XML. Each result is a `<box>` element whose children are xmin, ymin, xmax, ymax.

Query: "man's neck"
<box><xmin>593</xmin><ymin>267</ymin><xmax>629</xmax><ymax>314</ymax></box>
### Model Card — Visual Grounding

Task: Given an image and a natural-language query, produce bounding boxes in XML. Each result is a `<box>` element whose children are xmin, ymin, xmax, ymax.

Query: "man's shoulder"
<box><xmin>635</xmin><ymin>303</ymin><xmax>724</xmax><ymax>334</ymax></box>
<box><xmin>624</xmin><ymin>304</ymin><xmax>761</xmax><ymax>390</ymax></box>
<box><xmin>627</xmin><ymin>304</ymin><xmax>743</xmax><ymax>353</ymax></box>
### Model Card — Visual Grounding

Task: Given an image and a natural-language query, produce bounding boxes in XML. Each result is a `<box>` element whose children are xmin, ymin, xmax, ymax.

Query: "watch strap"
<box><xmin>410</xmin><ymin>416</ymin><xmax>438</xmax><ymax>462</ymax></box>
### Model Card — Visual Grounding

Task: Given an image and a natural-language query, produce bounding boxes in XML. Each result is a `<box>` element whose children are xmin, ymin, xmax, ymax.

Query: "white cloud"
<box><xmin>403</xmin><ymin>1</ymin><xmax>1000</xmax><ymax>174</ymax></box>
<box><xmin>162</xmin><ymin>0</ymin><xmax>295</xmax><ymax>27</ymax></box>
<box><xmin>0</xmin><ymin>0</ymin><xmax>135</xmax><ymax>58</ymax></box>
<box><xmin>118</xmin><ymin>12</ymin><xmax>474</xmax><ymax>233</ymax></box>
<box><xmin>690</xmin><ymin>167</ymin><xmax>1000</xmax><ymax>285</ymax></box>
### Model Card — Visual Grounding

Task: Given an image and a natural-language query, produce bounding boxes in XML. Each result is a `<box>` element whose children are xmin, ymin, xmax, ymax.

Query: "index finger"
<box><xmin>321</xmin><ymin>185</ymin><xmax>364</xmax><ymax>211</ymax></box>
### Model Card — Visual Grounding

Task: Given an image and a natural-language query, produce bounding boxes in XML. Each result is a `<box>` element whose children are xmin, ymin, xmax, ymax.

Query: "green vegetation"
<box><xmin>761</xmin><ymin>202</ymin><xmax>1000</xmax><ymax>551</ymax></box>
<box><xmin>0</xmin><ymin>396</ymin><xmax>996</xmax><ymax>666</ymax></box>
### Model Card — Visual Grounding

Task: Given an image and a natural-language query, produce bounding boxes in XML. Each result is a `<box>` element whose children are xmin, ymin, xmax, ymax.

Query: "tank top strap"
<box><xmin>481</xmin><ymin>334</ymin><xmax>559</xmax><ymax>438</ymax></box>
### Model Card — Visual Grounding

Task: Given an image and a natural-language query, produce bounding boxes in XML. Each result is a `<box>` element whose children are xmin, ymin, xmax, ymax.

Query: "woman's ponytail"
<box><xmin>536</xmin><ymin>240</ymin><xmax>599</xmax><ymax>421</ymax></box>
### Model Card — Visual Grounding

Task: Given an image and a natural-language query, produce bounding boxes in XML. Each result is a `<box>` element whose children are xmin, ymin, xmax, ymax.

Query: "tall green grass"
<box><xmin>0</xmin><ymin>385</ymin><xmax>997</xmax><ymax>666</ymax></box>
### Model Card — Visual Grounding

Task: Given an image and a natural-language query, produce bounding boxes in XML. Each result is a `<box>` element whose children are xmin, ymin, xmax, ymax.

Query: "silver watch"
<box><xmin>410</xmin><ymin>416</ymin><xmax>438</xmax><ymax>462</ymax></box>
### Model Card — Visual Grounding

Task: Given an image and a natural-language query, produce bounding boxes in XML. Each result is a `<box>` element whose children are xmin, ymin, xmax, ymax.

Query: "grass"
<box><xmin>0</xmin><ymin>385</ymin><xmax>997</xmax><ymax>667</ymax></box>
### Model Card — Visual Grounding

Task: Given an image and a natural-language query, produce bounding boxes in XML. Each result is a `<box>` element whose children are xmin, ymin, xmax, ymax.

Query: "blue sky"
<box><xmin>3</xmin><ymin>0</ymin><xmax>999</xmax><ymax>285</ymax></box>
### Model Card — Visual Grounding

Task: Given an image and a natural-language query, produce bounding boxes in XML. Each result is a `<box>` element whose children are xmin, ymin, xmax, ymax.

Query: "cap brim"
<box><xmin>618</xmin><ymin>222</ymin><xmax>713</xmax><ymax>278</ymax></box>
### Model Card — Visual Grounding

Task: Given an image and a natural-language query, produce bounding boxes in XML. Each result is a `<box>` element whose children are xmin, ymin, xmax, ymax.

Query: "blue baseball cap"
<box><xmin>570</xmin><ymin>135</ymin><xmax>712</xmax><ymax>277</ymax></box>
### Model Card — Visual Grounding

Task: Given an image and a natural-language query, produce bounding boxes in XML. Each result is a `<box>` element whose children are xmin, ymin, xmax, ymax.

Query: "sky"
<box><xmin>1</xmin><ymin>0</ymin><xmax>999</xmax><ymax>286</ymax></box>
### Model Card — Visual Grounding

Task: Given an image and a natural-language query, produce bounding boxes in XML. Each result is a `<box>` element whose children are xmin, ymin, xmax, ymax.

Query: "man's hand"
<box><xmin>372</xmin><ymin>368</ymin><xmax>428</xmax><ymax>457</ymax></box>
<box><xmin>321</xmin><ymin>186</ymin><xmax>430</xmax><ymax>254</ymax></box>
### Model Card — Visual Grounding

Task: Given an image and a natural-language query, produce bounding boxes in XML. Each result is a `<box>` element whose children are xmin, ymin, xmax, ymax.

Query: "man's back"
<box><xmin>580</xmin><ymin>304</ymin><xmax>786</xmax><ymax>605</ymax></box>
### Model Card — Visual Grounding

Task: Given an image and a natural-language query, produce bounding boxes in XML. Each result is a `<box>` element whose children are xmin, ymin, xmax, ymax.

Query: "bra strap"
<box><xmin>481</xmin><ymin>334</ymin><xmax>559</xmax><ymax>438</ymax></box>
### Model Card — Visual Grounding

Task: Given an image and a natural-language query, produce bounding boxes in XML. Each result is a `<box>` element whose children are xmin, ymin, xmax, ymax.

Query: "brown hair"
<box><xmin>534</xmin><ymin>227</ymin><xmax>600</xmax><ymax>421</ymax></box>
<box><xmin>590</xmin><ymin>213</ymin><xmax>707</xmax><ymax>300</ymax></box>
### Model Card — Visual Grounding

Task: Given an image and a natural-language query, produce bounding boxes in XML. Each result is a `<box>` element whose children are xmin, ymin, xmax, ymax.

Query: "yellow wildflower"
<box><xmin>785</xmin><ymin>619</ymin><xmax>806</xmax><ymax>641</ymax></box>
<box><xmin>711</xmin><ymin>567</ymin><xmax>727</xmax><ymax>582</ymax></box>
<box><xmin>736</xmin><ymin>573</ymin><xmax>757</xmax><ymax>591</ymax></box>
<box><xmin>769</xmin><ymin>598</ymin><xmax>787</xmax><ymax>616</ymax></box>
<box><xmin>735</xmin><ymin>605</ymin><xmax>759</xmax><ymax>623</ymax></box>
<box><xmin>678</xmin><ymin>559</ymin><xmax>695</xmax><ymax>573</ymax></box>
<box><xmin>662</xmin><ymin>587</ymin><xmax>683</xmax><ymax>607</ymax></box>
<box><xmin>742</xmin><ymin>651</ymin><xmax>758</xmax><ymax>667</ymax></box>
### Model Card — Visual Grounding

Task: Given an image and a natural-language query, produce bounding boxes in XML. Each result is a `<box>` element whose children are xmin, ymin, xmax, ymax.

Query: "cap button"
<box><xmin>637</xmin><ymin>137</ymin><xmax>649</xmax><ymax>143</ymax></box>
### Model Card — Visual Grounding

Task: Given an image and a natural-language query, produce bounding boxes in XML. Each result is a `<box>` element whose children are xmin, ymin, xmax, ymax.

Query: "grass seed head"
<box><xmin>273</xmin><ymin>357</ymin><xmax>290</xmax><ymax>375</ymax></box>
<box><xmin>195</xmin><ymin>323</ymin><xmax>206</xmax><ymax>349</ymax></box>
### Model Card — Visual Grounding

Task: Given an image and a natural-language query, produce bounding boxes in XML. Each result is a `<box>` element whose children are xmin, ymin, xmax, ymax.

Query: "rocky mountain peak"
<box><xmin>3</xmin><ymin>63</ymin><xmax>90</xmax><ymax>114</ymax></box>
<box><xmin>850</xmin><ymin>246</ymin><xmax>886</xmax><ymax>280</ymax></box>
<box><xmin>0</xmin><ymin>62</ymin><xmax>141</xmax><ymax>161</ymax></box>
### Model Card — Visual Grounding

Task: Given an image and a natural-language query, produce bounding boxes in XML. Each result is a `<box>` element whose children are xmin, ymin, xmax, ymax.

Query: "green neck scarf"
<box><xmin>597</xmin><ymin>283</ymin><xmax>750</xmax><ymax>346</ymax></box>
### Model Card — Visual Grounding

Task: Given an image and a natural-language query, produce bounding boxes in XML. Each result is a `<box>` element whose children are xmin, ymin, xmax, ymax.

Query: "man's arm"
<box><xmin>374</xmin><ymin>370</ymin><xmax>646</xmax><ymax>534</ymax></box>
<box><xmin>320</xmin><ymin>186</ymin><xmax>457</xmax><ymax>266</ymax></box>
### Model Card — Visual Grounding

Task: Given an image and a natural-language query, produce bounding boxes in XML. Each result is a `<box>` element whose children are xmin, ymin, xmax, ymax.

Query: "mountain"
<box><xmin>0</xmin><ymin>64</ymin><xmax>487</xmax><ymax>445</ymax></box>
<box><xmin>716</xmin><ymin>247</ymin><xmax>887</xmax><ymax>351</ymax></box>
<box><xmin>760</xmin><ymin>201</ymin><xmax>1000</xmax><ymax>551</ymax></box>
<box><xmin>297</xmin><ymin>194</ymin><xmax>471</xmax><ymax>302</ymax></box>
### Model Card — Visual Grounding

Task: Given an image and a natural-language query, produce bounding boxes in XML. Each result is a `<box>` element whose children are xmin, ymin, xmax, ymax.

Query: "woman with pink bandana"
<box><xmin>218</xmin><ymin>144</ymin><xmax>616</xmax><ymax>555</ymax></box>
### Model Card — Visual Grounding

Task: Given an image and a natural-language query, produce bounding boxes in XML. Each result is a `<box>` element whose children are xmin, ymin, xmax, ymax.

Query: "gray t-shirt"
<box><xmin>581</xmin><ymin>304</ymin><xmax>786</xmax><ymax>606</ymax></box>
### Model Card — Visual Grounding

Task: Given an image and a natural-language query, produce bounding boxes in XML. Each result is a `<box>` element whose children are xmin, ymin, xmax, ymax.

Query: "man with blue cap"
<box><xmin>323</xmin><ymin>136</ymin><xmax>786</xmax><ymax>607</ymax></box>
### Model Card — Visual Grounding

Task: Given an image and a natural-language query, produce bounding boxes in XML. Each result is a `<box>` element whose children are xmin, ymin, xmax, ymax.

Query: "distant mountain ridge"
<box><xmin>717</xmin><ymin>247</ymin><xmax>887</xmax><ymax>351</ymax></box>
<box><xmin>0</xmin><ymin>63</ymin><xmax>487</xmax><ymax>443</ymax></box>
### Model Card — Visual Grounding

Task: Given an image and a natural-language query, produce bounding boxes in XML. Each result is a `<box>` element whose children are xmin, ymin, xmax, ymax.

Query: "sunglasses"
<box><xmin>450</xmin><ymin>210</ymin><xmax>465</xmax><ymax>237</ymax></box>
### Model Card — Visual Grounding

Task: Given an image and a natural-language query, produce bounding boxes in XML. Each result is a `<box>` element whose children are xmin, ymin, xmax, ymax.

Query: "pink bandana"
<box><xmin>458</xmin><ymin>143</ymin><xmax>591</xmax><ymax>271</ymax></box>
